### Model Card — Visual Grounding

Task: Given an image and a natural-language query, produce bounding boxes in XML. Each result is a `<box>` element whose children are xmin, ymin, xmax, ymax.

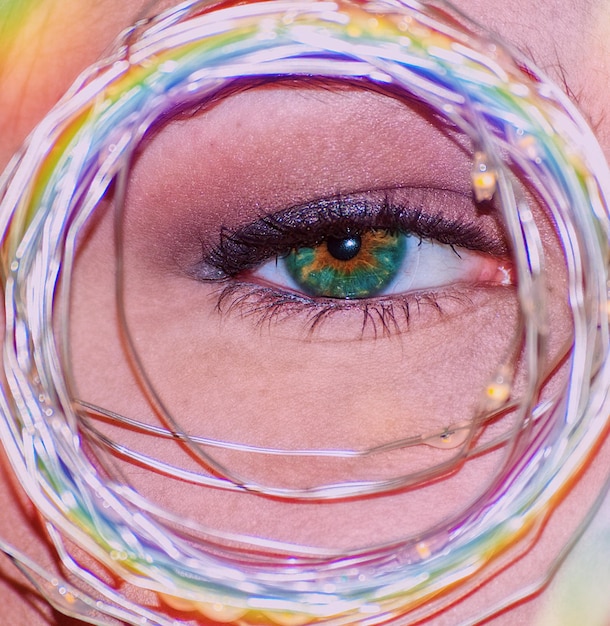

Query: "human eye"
<box><xmin>190</xmin><ymin>188</ymin><xmax>512</xmax><ymax>334</ymax></box>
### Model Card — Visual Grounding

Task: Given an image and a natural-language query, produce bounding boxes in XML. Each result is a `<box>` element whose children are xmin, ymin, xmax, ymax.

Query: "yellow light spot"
<box><xmin>158</xmin><ymin>592</ymin><xmax>198</xmax><ymax>612</ymax></box>
<box><xmin>427</xmin><ymin>421</ymin><xmax>470</xmax><ymax>449</ymax></box>
<box><xmin>64</xmin><ymin>592</ymin><xmax>76</xmax><ymax>605</ymax></box>
<box><xmin>472</xmin><ymin>172</ymin><xmax>497</xmax><ymax>201</ymax></box>
<box><xmin>346</xmin><ymin>23</ymin><xmax>362</xmax><ymax>38</ymax></box>
<box><xmin>486</xmin><ymin>382</ymin><xmax>511</xmax><ymax>403</ymax></box>
<box><xmin>197</xmin><ymin>602</ymin><xmax>248</xmax><ymax>623</ymax></box>
<box><xmin>416</xmin><ymin>541</ymin><xmax>431</xmax><ymax>559</ymax></box>
<box><xmin>472</xmin><ymin>151</ymin><xmax>497</xmax><ymax>202</ymax></box>
<box><xmin>266</xmin><ymin>611</ymin><xmax>312</xmax><ymax>626</ymax></box>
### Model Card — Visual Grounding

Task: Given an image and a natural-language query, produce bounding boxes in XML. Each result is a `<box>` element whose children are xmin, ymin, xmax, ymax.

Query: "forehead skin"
<box><xmin>0</xmin><ymin>0</ymin><xmax>609</xmax><ymax>168</ymax></box>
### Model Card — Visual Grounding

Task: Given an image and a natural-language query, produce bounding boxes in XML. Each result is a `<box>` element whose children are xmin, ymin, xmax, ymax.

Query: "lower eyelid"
<box><xmin>211</xmin><ymin>279</ymin><xmax>513</xmax><ymax>342</ymax></box>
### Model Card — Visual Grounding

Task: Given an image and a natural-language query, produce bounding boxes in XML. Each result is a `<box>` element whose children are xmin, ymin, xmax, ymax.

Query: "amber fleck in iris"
<box><xmin>284</xmin><ymin>230</ymin><xmax>407</xmax><ymax>298</ymax></box>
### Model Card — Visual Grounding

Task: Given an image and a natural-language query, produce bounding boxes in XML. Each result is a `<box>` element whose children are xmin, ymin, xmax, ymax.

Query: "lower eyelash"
<box><xmin>213</xmin><ymin>281</ymin><xmax>474</xmax><ymax>339</ymax></box>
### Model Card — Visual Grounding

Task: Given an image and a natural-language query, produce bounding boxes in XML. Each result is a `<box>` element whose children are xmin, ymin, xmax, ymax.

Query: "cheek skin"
<box><xmin>71</xmin><ymin>204</ymin><xmax>520</xmax><ymax>548</ymax></box>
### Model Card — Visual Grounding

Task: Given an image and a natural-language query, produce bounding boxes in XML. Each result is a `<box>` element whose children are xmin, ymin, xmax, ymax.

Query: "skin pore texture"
<box><xmin>1</xmin><ymin>1</ymin><xmax>610</xmax><ymax>625</ymax></box>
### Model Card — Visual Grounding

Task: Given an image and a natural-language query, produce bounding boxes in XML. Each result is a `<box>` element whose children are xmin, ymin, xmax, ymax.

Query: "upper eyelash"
<box><xmin>190</xmin><ymin>188</ymin><xmax>508</xmax><ymax>281</ymax></box>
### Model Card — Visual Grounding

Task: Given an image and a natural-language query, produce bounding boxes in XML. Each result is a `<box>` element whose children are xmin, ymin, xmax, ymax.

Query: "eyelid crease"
<box><xmin>190</xmin><ymin>187</ymin><xmax>510</xmax><ymax>281</ymax></box>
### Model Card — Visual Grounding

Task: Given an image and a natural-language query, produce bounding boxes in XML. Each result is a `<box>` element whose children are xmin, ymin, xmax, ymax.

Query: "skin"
<box><xmin>0</xmin><ymin>0</ymin><xmax>609</xmax><ymax>625</ymax></box>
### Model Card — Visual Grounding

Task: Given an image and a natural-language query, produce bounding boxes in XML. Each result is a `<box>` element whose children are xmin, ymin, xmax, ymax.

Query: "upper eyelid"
<box><xmin>190</xmin><ymin>186</ymin><xmax>510</xmax><ymax>280</ymax></box>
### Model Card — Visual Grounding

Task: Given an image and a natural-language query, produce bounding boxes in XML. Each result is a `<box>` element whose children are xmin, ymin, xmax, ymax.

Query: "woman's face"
<box><xmin>1</xmin><ymin>1</ymin><xmax>610</xmax><ymax>625</ymax></box>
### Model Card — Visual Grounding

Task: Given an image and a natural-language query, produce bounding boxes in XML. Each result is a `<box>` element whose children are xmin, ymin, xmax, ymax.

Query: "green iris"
<box><xmin>284</xmin><ymin>230</ymin><xmax>407</xmax><ymax>299</ymax></box>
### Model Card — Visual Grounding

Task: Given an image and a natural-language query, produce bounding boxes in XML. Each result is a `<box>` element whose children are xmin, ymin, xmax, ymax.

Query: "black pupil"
<box><xmin>326</xmin><ymin>234</ymin><xmax>362</xmax><ymax>261</ymax></box>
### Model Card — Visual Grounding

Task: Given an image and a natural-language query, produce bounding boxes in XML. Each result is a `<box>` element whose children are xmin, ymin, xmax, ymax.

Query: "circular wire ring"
<box><xmin>1</xmin><ymin>0</ymin><xmax>609</xmax><ymax>624</ymax></box>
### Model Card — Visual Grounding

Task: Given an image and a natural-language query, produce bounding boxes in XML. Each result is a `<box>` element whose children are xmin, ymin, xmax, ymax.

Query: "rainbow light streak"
<box><xmin>0</xmin><ymin>0</ymin><xmax>36</xmax><ymax>37</ymax></box>
<box><xmin>0</xmin><ymin>1</ymin><xmax>609</xmax><ymax>625</ymax></box>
